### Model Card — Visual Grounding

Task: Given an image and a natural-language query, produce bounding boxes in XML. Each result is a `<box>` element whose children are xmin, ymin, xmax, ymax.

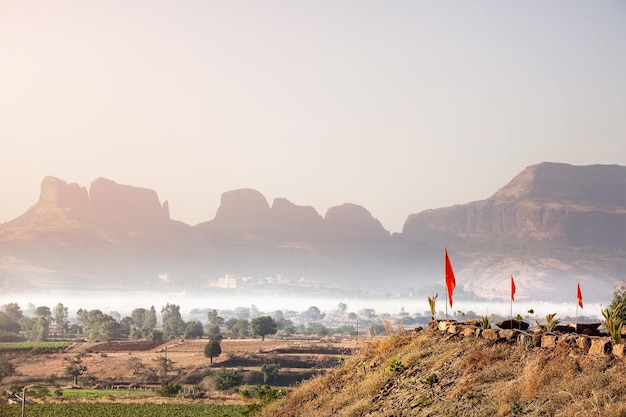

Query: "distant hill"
<box><xmin>0</xmin><ymin>162</ymin><xmax>624</xmax><ymax>302</ymax></box>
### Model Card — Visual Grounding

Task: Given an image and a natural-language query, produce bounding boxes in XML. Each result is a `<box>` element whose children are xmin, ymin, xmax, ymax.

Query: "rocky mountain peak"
<box><xmin>38</xmin><ymin>176</ymin><xmax>88</xmax><ymax>210</ymax></box>
<box><xmin>87</xmin><ymin>177</ymin><xmax>170</xmax><ymax>225</ymax></box>
<box><xmin>490</xmin><ymin>162</ymin><xmax>626</xmax><ymax>207</ymax></box>
<box><xmin>324</xmin><ymin>203</ymin><xmax>390</xmax><ymax>239</ymax></box>
<box><xmin>213</xmin><ymin>188</ymin><xmax>271</xmax><ymax>225</ymax></box>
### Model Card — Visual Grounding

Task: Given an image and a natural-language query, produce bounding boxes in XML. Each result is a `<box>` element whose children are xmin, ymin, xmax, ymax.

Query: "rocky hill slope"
<box><xmin>257</xmin><ymin>325</ymin><xmax>626</xmax><ymax>417</ymax></box>
<box><xmin>0</xmin><ymin>162</ymin><xmax>624</xmax><ymax>301</ymax></box>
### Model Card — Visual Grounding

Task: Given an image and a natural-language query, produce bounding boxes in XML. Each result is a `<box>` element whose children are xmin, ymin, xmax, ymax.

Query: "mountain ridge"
<box><xmin>0</xmin><ymin>162</ymin><xmax>624</xmax><ymax>302</ymax></box>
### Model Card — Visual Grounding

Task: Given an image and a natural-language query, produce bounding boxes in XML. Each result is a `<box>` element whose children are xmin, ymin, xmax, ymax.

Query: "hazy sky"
<box><xmin>2</xmin><ymin>1</ymin><xmax>625</xmax><ymax>232</ymax></box>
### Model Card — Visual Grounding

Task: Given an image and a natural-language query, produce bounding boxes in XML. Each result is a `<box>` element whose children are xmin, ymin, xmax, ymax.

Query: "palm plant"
<box><xmin>427</xmin><ymin>293</ymin><xmax>438</xmax><ymax>321</ymax></box>
<box><xmin>535</xmin><ymin>313</ymin><xmax>560</xmax><ymax>332</ymax></box>
<box><xmin>601</xmin><ymin>301</ymin><xmax>624</xmax><ymax>345</ymax></box>
<box><xmin>480</xmin><ymin>314</ymin><xmax>496</xmax><ymax>329</ymax></box>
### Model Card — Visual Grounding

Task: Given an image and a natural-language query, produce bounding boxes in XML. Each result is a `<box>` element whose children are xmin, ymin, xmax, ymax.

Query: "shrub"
<box><xmin>386</xmin><ymin>358</ymin><xmax>405</xmax><ymax>375</ymax></box>
<box><xmin>157</xmin><ymin>381</ymin><xmax>181</xmax><ymax>396</ymax></box>
<box><xmin>480</xmin><ymin>314</ymin><xmax>496</xmax><ymax>329</ymax></box>
<box><xmin>212</xmin><ymin>368</ymin><xmax>243</xmax><ymax>391</ymax></box>
<box><xmin>260</xmin><ymin>363</ymin><xmax>281</xmax><ymax>384</ymax></box>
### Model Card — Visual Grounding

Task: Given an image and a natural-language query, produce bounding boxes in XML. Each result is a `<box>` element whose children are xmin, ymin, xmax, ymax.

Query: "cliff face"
<box><xmin>0</xmin><ymin>162</ymin><xmax>624</xmax><ymax>300</ymax></box>
<box><xmin>403</xmin><ymin>163</ymin><xmax>626</xmax><ymax>247</ymax></box>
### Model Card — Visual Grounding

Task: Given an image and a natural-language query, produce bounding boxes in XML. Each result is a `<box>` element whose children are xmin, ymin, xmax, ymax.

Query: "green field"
<box><xmin>0</xmin><ymin>403</ymin><xmax>248</xmax><ymax>416</ymax></box>
<box><xmin>60</xmin><ymin>389</ymin><xmax>158</xmax><ymax>399</ymax></box>
<box><xmin>0</xmin><ymin>341</ymin><xmax>71</xmax><ymax>352</ymax></box>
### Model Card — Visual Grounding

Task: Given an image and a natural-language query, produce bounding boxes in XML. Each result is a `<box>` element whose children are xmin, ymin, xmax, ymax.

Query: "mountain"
<box><xmin>0</xmin><ymin>162</ymin><xmax>624</xmax><ymax>302</ymax></box>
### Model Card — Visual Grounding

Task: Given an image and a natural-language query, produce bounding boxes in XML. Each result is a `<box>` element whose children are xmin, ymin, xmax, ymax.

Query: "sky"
<box><xmin>1</xmin><ymin>1</ymin><xmax>625</xmax><ymax>233</ymax></box>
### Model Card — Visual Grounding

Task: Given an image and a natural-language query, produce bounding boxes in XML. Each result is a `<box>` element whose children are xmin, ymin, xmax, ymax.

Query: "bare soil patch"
<box><xmin>8</xmin><ymin>336</ymin><xmax>357</xmax><ymax>387</ymax></box>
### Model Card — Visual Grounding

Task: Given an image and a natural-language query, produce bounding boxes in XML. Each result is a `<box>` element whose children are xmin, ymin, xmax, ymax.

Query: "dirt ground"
<box><xmin>9</xmin><ymin>336</ymin><xmax>359</xmax><ymax>386</ymax></box>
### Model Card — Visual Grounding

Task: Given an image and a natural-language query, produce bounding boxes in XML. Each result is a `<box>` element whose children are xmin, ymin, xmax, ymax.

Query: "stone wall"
<box><xmin>425</xmin><ymin>320</ymin><xmax>625</xmax><ymax>358</ymax></box>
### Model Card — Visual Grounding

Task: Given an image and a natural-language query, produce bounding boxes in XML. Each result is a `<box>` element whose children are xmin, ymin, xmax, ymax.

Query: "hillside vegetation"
<box><xmin>257</xmin><ymin>326</ymin><xmax>626</xmax><ymax>417</ymax></box>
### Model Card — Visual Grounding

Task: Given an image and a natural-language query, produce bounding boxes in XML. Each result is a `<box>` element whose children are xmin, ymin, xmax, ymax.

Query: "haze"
<box><xmin>1</xmin><ymin>1</ymin><xmax>625</xmax><ymax>232</ymax></box>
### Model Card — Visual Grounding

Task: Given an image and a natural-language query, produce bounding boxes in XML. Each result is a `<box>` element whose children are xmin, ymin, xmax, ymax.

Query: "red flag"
<box><xmin>511</xmin><ymin>275</ymin><xmax>516</xmax><ymax>301</ymax></box>
<box><xmin>577</xmin><ymin>283</ymin><xmax>583</xmax><ymax>308</ymax></box>
<box><xmin>444</xmin><ymin>248</ymin><xmax>456</xmax><ymax>307</ymax></box>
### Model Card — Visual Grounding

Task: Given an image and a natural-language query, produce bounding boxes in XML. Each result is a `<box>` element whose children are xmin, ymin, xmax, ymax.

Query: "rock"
<box><xmin>576</xmin><ymin>336</ymin><xmax>591</xmax><ymax>352</ymax></box>
<box><xmin>612</xmin><ymin>343</ymin><xmax>625</xmax><ymax>358</ymax></box>
<box><xmin>437</xmin><ymin>320</ymin><xmax>456</xmax><ymax>332</ymax></box>
<box><xmin>554</xmin><ymin>325</ymin><xmax>575</xmax><ymax>334</ymax></box>
<box><xmin>499</xmin><ymin>329</ymin><xmax>517</xmax><ymax>342</ymax></box>
<box><xmin>557</xmin><ymin>334</ymin><xmax>578</xmax><ymax>348</ymax></box>
<box><xmin>541</xmin><ymin>335</ymin><xmax>557</xmax><ymax>348</ymax></box>
<box><xmin>517</xmin><ymin>333</ymin><xmax>534</xmax><ymax>348</ymax></box>
<box><xmin>588</xmin><ymin>338</ymin><xmax>611</xmax><ymax>356</ymax></box>
<box><xmin>496</xmin><ymin>320</ymin><xmax>529</xmax><ymax>330</ymax></box>
<box><xmin>574</xmin><ymin>323</ymin><xmax>602</xmax><ymax>335</ymax></box>
<box><xmin>460</xmin><ymin>326</ymin><xmax>479</xmax><ymax>338</ymax></box>
<box><xmin>532</xmin><ymin>332</ymin><xmax>542</xmax><ymax>347</ymax></box>
<box><xmin>481</xmin><ymin>329</ymin><xmax>498</xmax><ymax>340</ymax></box>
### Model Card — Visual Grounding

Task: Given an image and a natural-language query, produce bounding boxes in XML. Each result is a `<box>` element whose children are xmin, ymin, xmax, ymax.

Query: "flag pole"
<box><xmin>444</xmin><ymin>247</ymin><xmax>448</xmax><ymax>319</ymax></box>
<box><xmin>575</xmin><ymin>302</ymin><xmax>578</xmax><ymax>332</ymax></box>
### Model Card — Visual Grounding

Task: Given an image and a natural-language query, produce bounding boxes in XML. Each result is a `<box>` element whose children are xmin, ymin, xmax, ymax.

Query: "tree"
<box><xmin>0</xmin><ymin>355</ymin><xmax>16</xmax><ymax>383</ymax></box>
<box><xmin>153</xmin><ymin>354</ymin><xmax>175</xmax><ymax>380</ymax></box>
<box><xmin>212</xmin><ymin>368</ymin><xmax>242</xmax><ymax>391</ymax></box>
<box><xmin>207</xmin><ymin>309</ymin><xmax>225</xmax><ymax>327</ymax></box>
<box><xmin>609</xmin><ymin>283</ymin><xmax>626</xmax><ymax>322</ymax></box>
<box><xmin>184</xmin><ymin>321</ymin><xmax>204</xmax><ymax>339</ymax></box>
<box><xmin>225</xmin><ymin>318</ymin><xmax>238</xmax><ymax>331</ymax></box>
<box><xmin>2</xmin><ymin>303</ymin><xmax>23</xmax><ymax>323</ymax></box>
<box><xmin>251</xmin><ymin>316</ymin><xmax>277</xmax><ymax>341</ymax></box>
<box><xmin>80</xmin><ymin>309</ymin><xmax>119</xmax><ymax>341</ymax></box>
<box><xmin>231</xmin><ymin>319</ymin><xmax>249</xmax><ymax>338</ymax></box>
<box><xmin>204</xmin><ymin>335</ymin><xmax>223</xmax><ymax>363</ymax></box>
<box><xmin>303</xmin><ymin>306</ymin><xmax>324</xmax><ymax>322</ymax></box>
<box><xmin>0</xmin><ymin>312</ymin><xmax>21</xmax><ymax>333</ymax></box>
<box><xmin>127</xmin><ymin>356</ymin><xmax>149</xmax><ymax>381</ymax></box>
<box><xmin>64</xmin><ymin>356</ymin><xmax>87</xmax><ymax>385</ymax></box>
<box><xmin>161</xmin><ymin>303</ymin><xmax>186</xmax><ymax>340</ymax></box>
<box><xmin>338</xmin><ymin>303</ymin><xmax>348</xmax><ymax>315</ymax></box>
<box><xmin>53</xmin><ymin>303</ymin><xmax>69</xmax><ymax>336</ymax></box>
<box><xmin>146</xmin><ymin>306</ymin><xmax>158</xmax><ymax>330</ymax></box>
<box><xmin>130</xmin><ymin>306</ymin><xmax>157</xmax><ymax>339</ymax></box>
<box><xmin>260</xmin><ymin>363</ymin><xmax>281</xmax><ymax>383</ymax></box>
<box><xmin>306</xmin><ymin>322</ymin><xmax>329</xmax><ymax>337</ymax></box>
<box><xmin>234</xmin><ymin>307</ymin><xmax>250</xmax><ymax>320</ymax></box>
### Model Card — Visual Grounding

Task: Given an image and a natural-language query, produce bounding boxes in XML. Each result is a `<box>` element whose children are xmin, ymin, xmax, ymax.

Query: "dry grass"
<box><xmin>256</xmin><ymin>330</ymin><xmax>626</xmax><ymax>417</ymax></box>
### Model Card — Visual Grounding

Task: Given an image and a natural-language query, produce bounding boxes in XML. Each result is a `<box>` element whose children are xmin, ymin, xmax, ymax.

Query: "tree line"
<box><xmin>0</xmin><ymin>302</ymin><xmax>281</xmax><ymax>343</ymax></box>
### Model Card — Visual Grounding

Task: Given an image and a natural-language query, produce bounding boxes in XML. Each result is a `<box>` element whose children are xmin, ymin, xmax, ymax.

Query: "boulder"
<box><xmin>576</xmin><ymin>336</ymin><xmax>591</xmax><ymax>352</ymax></box>
<box><xmin>481</xmin><ymin>329</ymin><xmax>498</xmax><ymax>340</ymax></box>
<box><xmin>541</xmin><ymin>335</ymin><xmax>557</xmax><ymax>348</ymax></box>
<box><xmin>612</xmin><ymin>343</ymin><xmax>625</xmax><ymax>358</ymax></box>
<box><xmin>588</xmin><ymin>338</ymin><xmax>611</xmax><ymax>356</ymax></box>
<box><xmin>574</xmin><ymin>323</ymin><xmax>602</xmax><ymax>335</ymax></box>
<box><xmin>496</xmin><ymin>320</ymin><xmax>529</xmax><ymax>330</ymax></box>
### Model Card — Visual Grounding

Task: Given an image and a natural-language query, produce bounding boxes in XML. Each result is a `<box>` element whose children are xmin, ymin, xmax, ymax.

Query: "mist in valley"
<box><xmin>0</xmin><ymin>290</ymin><xmax>605</xmax><ymax>327</ymax></box>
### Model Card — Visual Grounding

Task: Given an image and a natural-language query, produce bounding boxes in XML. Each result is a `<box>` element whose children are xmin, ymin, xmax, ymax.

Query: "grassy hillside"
<box><xmin>257</xmin><ymin>326</ymin><xmax>626</xmax><ymax>417</ymax></box>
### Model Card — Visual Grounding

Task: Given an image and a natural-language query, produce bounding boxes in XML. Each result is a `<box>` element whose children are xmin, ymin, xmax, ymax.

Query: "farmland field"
<box><xmin>0</xmin><ymin>403</ymin><xmax>246</xmax><ymax>416</ymax></box>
